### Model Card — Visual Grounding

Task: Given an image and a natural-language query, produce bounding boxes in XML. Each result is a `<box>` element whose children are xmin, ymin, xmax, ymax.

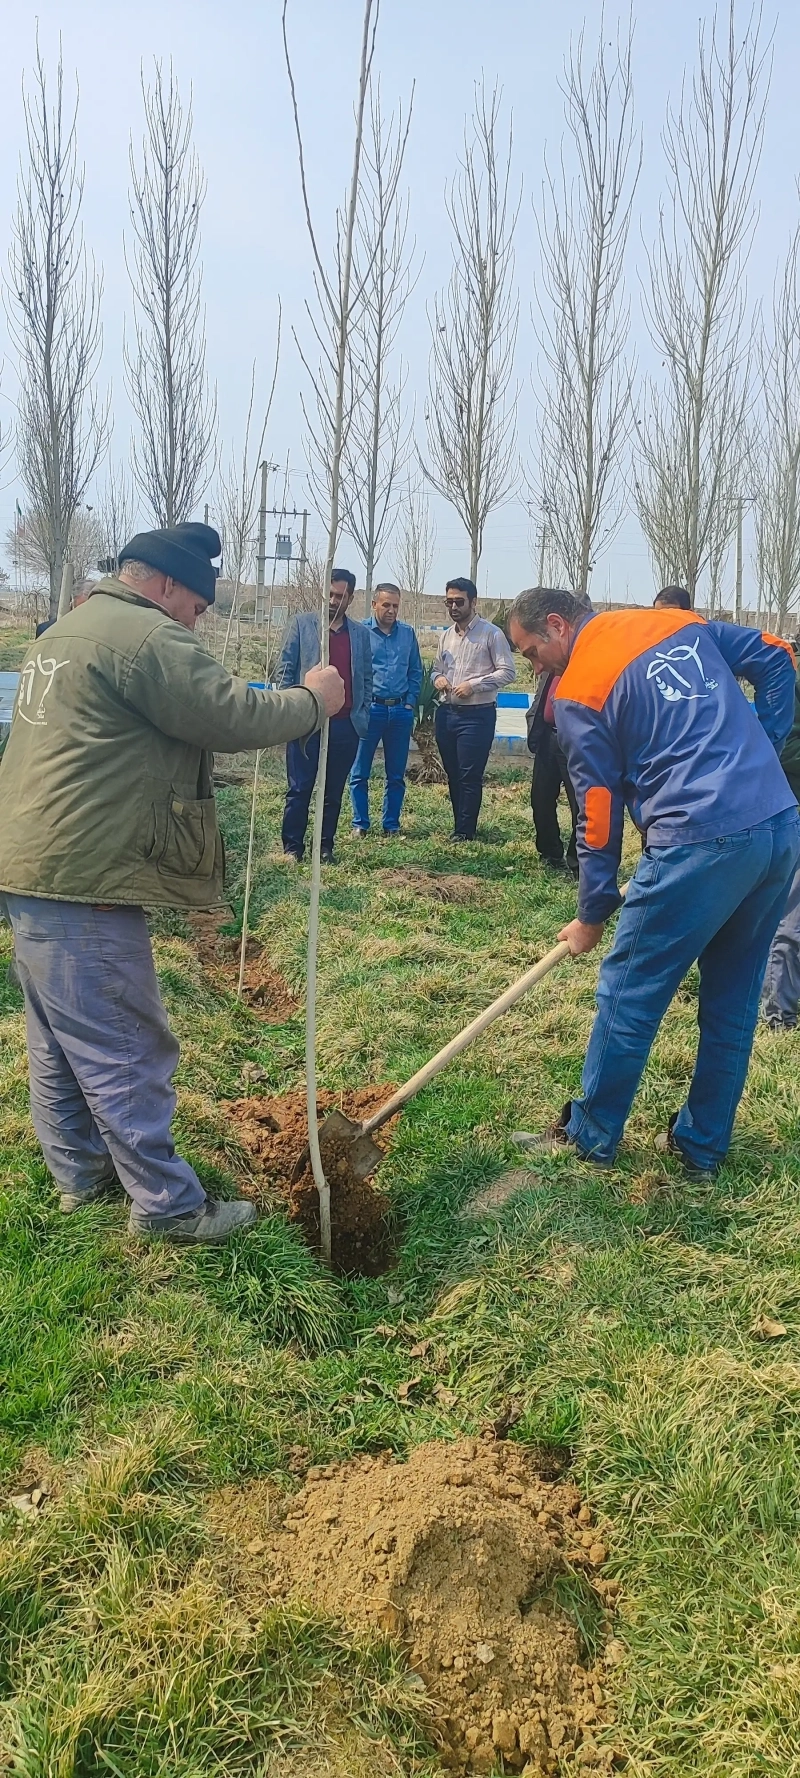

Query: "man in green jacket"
<box><xmin>0</xmin><ymin>523</ymin><xmax>344</xmax><ymax>1244</ymax></box>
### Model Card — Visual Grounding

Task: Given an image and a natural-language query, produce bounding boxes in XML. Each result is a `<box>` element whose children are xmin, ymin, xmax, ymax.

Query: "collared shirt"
<box><xmin>366</xmin><ymin>615</ymin><xmax>423</xmax><ymax>705</ymax></box>
<box><xmin>433</xmin><ymin>615</ymin><xmax>516</xmax><ymax>706</ymax></box>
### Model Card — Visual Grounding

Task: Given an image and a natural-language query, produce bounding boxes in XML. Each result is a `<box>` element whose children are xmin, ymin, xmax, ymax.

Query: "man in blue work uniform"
<box><xmin>507</xmin><ymin>587</ymin><xmax>800</xmax><ymax>1179</ymax></box>
<box><xmin>350</xmin><ymin>582</ymin><xmax>423</xmax><ymax>838</ymax></box>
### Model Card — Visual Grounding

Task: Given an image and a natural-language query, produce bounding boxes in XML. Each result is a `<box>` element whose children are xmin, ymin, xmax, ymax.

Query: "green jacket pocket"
<box><xmin>158</xmin><ymin>796</ymin><xmax>219</xmax><ymax>879</ymax></box>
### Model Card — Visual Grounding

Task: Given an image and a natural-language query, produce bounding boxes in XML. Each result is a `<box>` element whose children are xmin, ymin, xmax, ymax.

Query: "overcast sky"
<box><xmin>1</xmin><ymin>0</ymin><xmax>798</xmax><ymax>608</ymax></box>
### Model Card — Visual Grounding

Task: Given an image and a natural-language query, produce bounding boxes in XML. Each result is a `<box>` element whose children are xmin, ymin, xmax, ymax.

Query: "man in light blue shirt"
<box><xmin>350</xmin><ymin>583</ymin><xmax>423</xmax><ymax>836</ymax></box>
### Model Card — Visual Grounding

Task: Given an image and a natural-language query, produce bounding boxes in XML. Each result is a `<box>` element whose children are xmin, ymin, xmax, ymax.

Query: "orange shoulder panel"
<box><xmin>761</xmin><ymin>630</ymin><xmax>796</xmax><ymax>662</ymax></box>
<box><xmin>554</xmin><ymin>609</ymin><xmax>706</xmax><ymax>713</ymax></box>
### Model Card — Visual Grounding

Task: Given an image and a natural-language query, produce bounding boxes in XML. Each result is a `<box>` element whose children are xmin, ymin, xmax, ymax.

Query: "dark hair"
<box><xmin>654</xmin><ymin>585</ymin><xmax>691</xmax><ymax>611</ymax></box>
<box><xmin>508</xmin><ymin>586</ymin><xmax>586</xmax><ymax>635</ymax></box>
<box><xmin>445</xmin><ymin>577</ymin><xmax>478</xmax><ymax>601</ymax></box>
<box><xmin>331</xmin><ymin>568</ymin><xmax>356</xmax><ymax>594</ymax></box>
<box><xmin>373</xmin><ymin>581</ymin><xmax>402</xmax><ymax>598</ymax></box>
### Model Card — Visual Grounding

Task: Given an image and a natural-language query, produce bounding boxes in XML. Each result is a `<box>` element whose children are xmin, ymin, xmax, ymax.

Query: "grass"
<box><xmin>2</xmin><ymin>752</ymin><xmax>800</xmax><ymax>1774</ymax></box>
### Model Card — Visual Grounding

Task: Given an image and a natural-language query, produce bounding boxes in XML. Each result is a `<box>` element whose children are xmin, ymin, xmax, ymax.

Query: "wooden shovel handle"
<box><xmin>361</xmin><ymin>880</ymin><xmax>631</xmax><ymax>1140</ymax></box>
<box><xmin>361</xmin><ymin>937</ymin><xmax>571</xmax><ymax>1138</ymax></box>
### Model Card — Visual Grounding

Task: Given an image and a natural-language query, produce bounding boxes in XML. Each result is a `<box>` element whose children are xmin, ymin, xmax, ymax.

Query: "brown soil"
<box><xmin>187</xmin><ymin>910</ymin><xmax>298</xmax><ymax>1021</ymax></box>
<box><xmin>223</xmin><ymin>1085</ymin><xmax>398</xmax><ymax>1275</ymax></box>
<box><xmin>213</xmin><ymin>1437</ymin><xmax>620</xmax><ymax>1775</ymax></box>
<box><xmin>377</xmin><ymin>868</ymin><xmax>488</xmax><ymax>904</ymax></box>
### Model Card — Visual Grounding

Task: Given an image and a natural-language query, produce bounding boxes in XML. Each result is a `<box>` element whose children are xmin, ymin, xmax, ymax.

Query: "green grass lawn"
<box><xmin>2</xmin><ymin>756</ymin><xmax>800</xmax><ymax>1776</ymax></box>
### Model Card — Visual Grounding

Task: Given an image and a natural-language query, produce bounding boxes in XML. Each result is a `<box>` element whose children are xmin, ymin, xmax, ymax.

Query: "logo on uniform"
<box><xmin>17</xmin><ymin>653</ymin><xmax>70</xmax><ymax>726</ymax></box>
<box><xmin>646</xmin><ymin>634</ymin><xmax>718</xmax><ymax>703</ymax></box>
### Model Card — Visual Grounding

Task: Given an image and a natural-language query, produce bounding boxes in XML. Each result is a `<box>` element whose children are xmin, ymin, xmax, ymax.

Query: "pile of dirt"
<box><xmin>217</xmin><ymin>1437</ymin><xmax>620</xmax><ymax>1775</ymax></box>
<box><xmin>376</xmin><ymin>868</ymin><xmax>487</xmax><ymax>904</ymax></box>
<box><xmin>224</xmin><ymin>1086</ymin><xmax>398</xmax><ymax>1274</ymax></box>
<box><xmin>187</xmin><ymin>911</ymin><xmax>298</xmax><ymax>1021</ymax></box>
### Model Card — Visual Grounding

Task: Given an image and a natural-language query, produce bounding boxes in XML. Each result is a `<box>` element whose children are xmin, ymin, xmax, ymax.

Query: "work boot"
<box><xmin>59</xmin><ymin>1171</ymin><xmax>124</xmax><ymax>1214</ymax></box>
<box><xmin>511</xmin><ymin>1103</ymin><xmax>612</xmax><ymax>1168</ymax></box>
<box><xmin>654</xmin><ymin>1113</ymin><xmax>718</xmax><ymax>1182</ymax></box>
<box><xmin>129</xmin><ymin>1195</ymin><xmax>258</xmax><ymax>1245</ymax></box>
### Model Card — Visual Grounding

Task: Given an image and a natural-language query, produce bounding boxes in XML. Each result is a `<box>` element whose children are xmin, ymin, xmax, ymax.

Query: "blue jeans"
<box><xmin>435</xmin><ymin>704</ymin><xmax>496</xmax><ymax>838</ymax></box>
<box><xmin>566</xmin><ymin>808</ymin><xmax>800</xmax><ymax>1169</ymax></box>
<box><xmin>350</xmin><ymin>703</ymin><xmax>414</xmax><ymax>832</ymax></box>
<box><xmin>282</xmin><ymin>716</ymin><xmax>360</xmax><ymax>858</ymax></box>
<box><xmin>6</xmin><ymin>896</ymin><xmax>206</xmax><ymax>1218</ymax></box>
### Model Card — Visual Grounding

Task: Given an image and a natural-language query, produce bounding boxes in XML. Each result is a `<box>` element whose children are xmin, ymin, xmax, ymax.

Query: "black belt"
<box><xmin>372</xmin><ymin>695</ymin><xmax>405</xmax><ymax>706</ymax></box>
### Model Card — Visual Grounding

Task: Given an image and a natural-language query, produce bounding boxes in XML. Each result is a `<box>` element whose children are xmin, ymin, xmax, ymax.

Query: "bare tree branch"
<box><xmin>96</xmin><ymin>460</ymin><xmax>139</xmax><ymax>571</ymax></box>
<box><xmin>533</xmin><ymin>19</ymin><xmax>640</xmax><ymax>597</ymax></box>
<box><xmin>125</xmin><ymin>61</ymin><xmax>217</xmax><ymax>526</ymax></box>
<box><xmin>5</xmin><ymin>36</ymin><xmax>109</xmax><ymax>616</ymax></box>
<box><xmin>218</xmin><ymin>315</ymin><xmax>282</xmax><ymax>667</ymax></box>
<box><xmin>634</xmin><ymin>1</ymin><xmax>770</xmax><ymax>601</ymax></box>
<box><xmin>339</xmin><ymin>81</ymin><xmax>416</xmax><ymax>593</ymax></box>
<box><xmin>754</xmin><ymin>214</ymin><xmax>800</xmax><ymax>626</ymax></box>
<box><xmin>283</xmin><ymin>0</ymin><xmax>380</xmax><ymax>1265</ymax></box>
<box><xmin>392</xmin><ymin>477</ymin><xmax>436</xmax><ymax>632</ymax></box>
<box><xmin>423</xmin><ymin>82</ymin><xmax>520</xmax><ymax>582</ymax></box>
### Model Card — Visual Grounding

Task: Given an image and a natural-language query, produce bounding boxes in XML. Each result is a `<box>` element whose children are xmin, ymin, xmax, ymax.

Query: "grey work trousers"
<box><xmin>6</xmin><ymin>895</ymin><xmax>206</xmax><ymax>1218</ymax></box>
<box><xmin>761</xmin><ymin>859</ymin><xmax>800</xmax><ymax>1027</ymax></box>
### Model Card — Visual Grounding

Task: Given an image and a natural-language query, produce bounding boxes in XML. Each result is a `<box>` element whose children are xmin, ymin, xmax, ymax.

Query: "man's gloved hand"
<box><xmin>305</xmin><ymin>664</ymin><xmax>346</xmax><ymax>718</ymax></box>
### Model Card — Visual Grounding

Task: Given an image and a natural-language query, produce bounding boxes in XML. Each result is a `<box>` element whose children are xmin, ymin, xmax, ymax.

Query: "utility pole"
<box><xmin>537</xmin><ymin>523</ymin><xmax>547</xmax><ymax>586</ymax></box>
<box><xmin>299</xmin><ymin>509</ymin><xmax>308</xmax><ymax>585</ymax></box>
<box><xmin>735</xmin><ymin>496</ymin><xmax>743</xmax><ymax>624</ymax></box>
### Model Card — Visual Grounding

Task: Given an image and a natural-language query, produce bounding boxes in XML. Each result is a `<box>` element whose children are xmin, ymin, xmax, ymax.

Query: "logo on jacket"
<box><xmin>646</xmin><ymin>634</ymin><xmax>718</xmax><ymax>703</ymax></box>
<box><xmin>17</xmin><ymin>653</ymin><xmax>70</xmax><ymax>726</ymax></box>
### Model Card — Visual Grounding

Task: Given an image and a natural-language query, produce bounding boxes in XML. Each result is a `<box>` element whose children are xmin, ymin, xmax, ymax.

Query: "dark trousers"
<box><xmin>531</xmin><ymin>726</ymin><xmax>579</xmax><ymax>865</ymax></box>
<box><xmin>435</xmin><ymin>703</ymin><xmax>496</xmax><ymax>838</ymax></box>
<box><xmin>282</xmin><ymin>717</ymin><xmax>360</xmax><ymax>858</ymax></box>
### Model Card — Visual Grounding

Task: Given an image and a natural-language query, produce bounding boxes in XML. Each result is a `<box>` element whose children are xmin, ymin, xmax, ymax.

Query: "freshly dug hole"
<box><xmin>187</xmin><ymin>910</ymin><xmax>299</xmax><ymax>1021</ymax></box>
<box><xmin>224</xmin><ymin>1086</ymin><xmax>398</xmax><ymax>1275</ymax></box>
<box><xmin>215</xmin><ymin>1437</ymin><xmax>619</xmax><ymax>1775</ymax></box>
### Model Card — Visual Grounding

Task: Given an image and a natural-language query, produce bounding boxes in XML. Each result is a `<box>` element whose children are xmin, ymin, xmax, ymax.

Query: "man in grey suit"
<box><xmin>276</xmin><ymin>569</ymin><xmax>373</xmax><ymax>863</ymax></box>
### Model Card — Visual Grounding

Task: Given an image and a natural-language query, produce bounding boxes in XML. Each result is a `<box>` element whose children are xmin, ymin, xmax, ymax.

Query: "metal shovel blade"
<box><xmin>289</xmin><ymin>1108</ymin><xmax>385</xmax><ymax>1187</ymax></box>
<box><xmin>317</xmin><ymin>1108</ymin><xmax>385</xmax><ymax>1181</ymax></box>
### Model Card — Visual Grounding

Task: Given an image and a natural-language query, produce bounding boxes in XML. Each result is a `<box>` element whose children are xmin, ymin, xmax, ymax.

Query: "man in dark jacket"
<box><xmin>526</xmin><ymin>668</ymin><xmax>579</xmax><ymax>875</ymax></box>
<box><xmin>507</xmin><ymin>588</ymin><xmax>799</xmax><ymax>1177</ymax></box>
<box><xmin>276</xmin><ymin>569</ymin><xmax>372</xmax><ymax>863</ymax></box>
<box><xmin>761</xmin><ymin>653</ymin><xmax>800</xmax><ymax>1028</ymax></box>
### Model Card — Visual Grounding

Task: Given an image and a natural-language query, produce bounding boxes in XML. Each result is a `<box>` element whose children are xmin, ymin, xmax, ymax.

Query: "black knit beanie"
<box><xmin>118</xmin><ymin>522</ymin><xmax>221</xmax><ymax>604</ymax></box>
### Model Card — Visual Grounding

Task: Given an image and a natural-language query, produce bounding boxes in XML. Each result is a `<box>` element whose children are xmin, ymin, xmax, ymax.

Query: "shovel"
<box><xmin>301</xmin><ymin>878</ymin><xmax>632</xmax><ymax>1185</ymax></box>
<box><xmin>304</xmin><ymin>934</ymin><xmax>574</xmax><ymax>1184</ymax></box>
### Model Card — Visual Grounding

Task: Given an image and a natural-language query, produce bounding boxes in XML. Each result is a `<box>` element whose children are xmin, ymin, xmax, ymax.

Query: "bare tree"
<box><xmin>218</xmin><ymin>325</ymin><xmax>281</xmax><ymax>667</ymax></box>
<box><xmin>6</xmin><ymin>40</ymin><xmax>108</xmax><ymax>617</ymax></box>
<box><xmin>392</xmin><ymin>477</ymin><xmax>436</xmax><ymax>632</ymax></box>
<box><xmin>424</xmin><ymin>82</ymin><xmax>520</xmax><ymax>583</ymax></box>
<box><xmin>96</xmin><ymin>460</ymin><xmax>139</xmax><ymax>571</ymax></box>
<box><xmin>534</xmin><ymin>21</ymin><xmax>640</xmax><ymax>598</ymax></box>
<box><xmin>634</xmin><ymin>2</ymin><xmax>770</xmax><ymax>603</ymax></box>
<box><xmin>754</xmin><ymin>219</ymin><xmax>800</xmax><ymax>628</ymax></box>
<box><xmin>340</xmin><ymin>83</ymin><xmax>415</xmax><ymax>594</ymax></box>
<box><xmin>125</xmin><ymin>62</ymin><xmax>216</xmax><ymax>526</ymax></box>
<box><xmin>284</xmin><ymin>0</ymin><xmax>379</xmax><ymax>1265</ymax></box>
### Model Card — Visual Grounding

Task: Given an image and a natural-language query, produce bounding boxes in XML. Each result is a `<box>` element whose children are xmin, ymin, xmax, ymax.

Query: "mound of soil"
<box><xmin>187</xmin><ymin>910</ymin><xmax>298</xmax><ymax>1022</ymax></box>
<box><xmin>377</xmin><ymin>868</ymin><xmax>487</xmax><ymax>904</ymax></box>
<box><xmin>218</xmin><ymin>1438</ymin><xmax>619</xmax><ymax>1775</ymax></box>
<box><xmin>224</xmin><ymin>1086</ymin><xmax>398</xmax><ymax>1275</ymax></box>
